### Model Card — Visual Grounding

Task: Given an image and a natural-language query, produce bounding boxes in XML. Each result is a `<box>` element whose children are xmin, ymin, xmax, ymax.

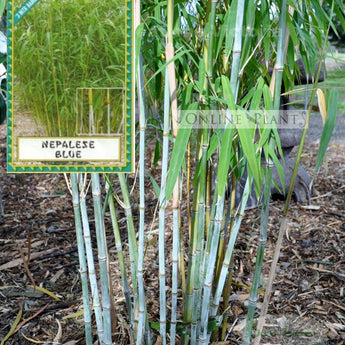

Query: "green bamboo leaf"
<box><xmin>192</xmin><ymin>154</ymin><xmax>203</xmax><ymax>186</ymax></box>
<box><xmin>176</xmin><ymin>321</ymin><xmax>190</xmax><ymax>335</ymax></box>
<box><xmin>241</xmin><ymin>0</ymin><xmax>257</xmax><ymax>65</ymax></box>
<box><xmin>310</xmin><ymin>0</ymin><xmax>327</xmax><ymax>27</ymax></box>
<box><xmin>315</xmin><ymin>89</ymin><xmax>338</xmax><ymax>174</ymax></box>
<box><xmin>236</xmin><ymin>111</ymin><xmax>261</xmax><ymax>196</ymax></box>
<box><xmin>310</xmin><ymin>15</ymin><xmax>323</xmax><ymax>47</ymax></box>
<box><xmin>0</xmin><ymin>0</ymin><xmax>5</xmax><ymax>17</ymax></box>
<box><xmin>150</xmin><ymin>321</ymin><xmax>161</xmax><ymax>331</ymax></box>
<box><xmin>217</xmin><ymin>126</ymin><xmax>235</xmax><ymax>197</ymax></box>
<box><xmin>272</xmin><ymin>127</ymin><xmax>284</xmax><ymax>164</ymax></box>
<box><xmin>153</xmin><ymin>140</ymin><xmax>161</xmax><ymax>168</ymax></box>
<box><xmin>222</xmin><ymin>74</ymin><xmax>261</xmax><ymax>194</ymax></box>
<box><xmin>267</xmin><ymin>146</ymin><xmax>285</xmax><ymax>195</ymax></box>
<box><xmin>249</xmin><ymin>78</ymin><xmax>264</xmax><ymax>111</ymax></box>
<box><xmin>261</xmin><ymin>0</ymin><xmax>271</xmax><ymax>62</ymax></box>
<box><xmin>207</xmin><ymin>130</ymin><xmax>221</xmax><ymax>160</ymax></box>
<box><xmin>313</xmin><ymin>0</ymin><xmax>338</xmax><ymax>34</ymax></box>
<box><xmin>150</xmin><ymin>320</ymin><xmax>191</xmax><ymax>334</ymax></box>
<box><xmin>239</xmin><ymin>87</ymin><xmax>256</xmax><ymax>107</ymax></box>
<box><xmin>262</xmin><ymin>84</ymin><xmax>272</xmax><ymax>110</ymax></box>
<box><xmin>286</xmin><ymin>17</ymin><xmax>298</xmax><ymax>48</ymax></box>
<box><xmin>257</xmin><ymin>126</ymin><xmax>271</xmax><ymax>150</ymax></box>
<box><xmin>178</xmin><ymin>5</ymin><xmax>197</xmax><ymax>40</ymax></box>
<box><xmin>145</xmin><ymin>170</ymin><xmax>161</xmax><ymax>197</ymax></box>
<box><xmin>215</xmin><ymin>13</ymin><xmax>227</xmax><ymax>60</ymax></box>
<box><xmin>221</xmin><ymin>75</ymin><xmax>236</xmax><ymax>110</ymax></box>
<box><xmin>178</xmin><ymin>53</ymin><xmax>194</xmax><ymax>85</ymax></box>
<box><xmin>145</xmin><ymin>49</ymin><xmax>192</xmax><ymax>88</ymax></box>
<box><xmin>0</xmin><ymin>307</ymin><xmax>22</xmax><ymax>345</ymax></box>
<box><xmin>286</xmin><ymin>39</ymin><xmax>295</xmax><ymax>74</ymax></box>
<box><xmin>0</xmin><ymin>54</ymin><xmax>6</xmax><ymax>65</ymax></box>
<box><xmin>152</xmin><ymin>320</ymin><xmax>191</xmax><ymax>336</ymax></box>
<box><xmin>262</xmin><ymin>103</ymin><xmax>284</xmax><ymax>163</ymax></box>
<box><xmin>209</xmin><ymin>95</ymin><xmax>228</xmax><ymax>106</ymax></box>
<box><xmin>263</xmin><ymin>31</ymin><xmax>271</xmax><ymax>64</ymax></box>
<box><xmin>181</xmin><ymin>83</ymin><xmax>194</xmax><ymax>110</ymax></box>
<box><xmin>166</xmin><ymin>105</ymin><xmax>197</xmax><ymax>201</ymax></box>
<box><xmin>334</xmin><ymin>4</ymin><xmax>345</xmax><ymax>33</ymax></box>
<box><xmin>198</xmin><ymin>59</ymin><xmax>206</xmax><ymax>97</ymax></box>
<box><xmin>225</xmin><ymin>1</ymin><xmax>237</xmax><ymax>55</ymax></box>
<box><xmin>217</xmin><ymin>4</ymin><xmax>236</xmax><ymax>58</ymax></box>
<box><xmin>207</xmin><ymin>315</ymin><xmax>223</xmax><ymax>332</ymax></box>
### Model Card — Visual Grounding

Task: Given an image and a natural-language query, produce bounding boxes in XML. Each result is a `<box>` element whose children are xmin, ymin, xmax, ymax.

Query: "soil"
<box><xmin>0</xmin><ymin>105</ymin><xmax>344</xmax><ymax>345</ymax></box>
<box><xmin>9</xmin><ymin>110</ymin><xmax>46</xmax><ymax>165</ymax></box>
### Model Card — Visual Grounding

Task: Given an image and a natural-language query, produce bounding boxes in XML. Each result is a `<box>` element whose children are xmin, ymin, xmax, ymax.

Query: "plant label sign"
<box><xmin>7</xmin><ymin>0</ymin><xmax>135</xmax><ymax>173</ymax></box>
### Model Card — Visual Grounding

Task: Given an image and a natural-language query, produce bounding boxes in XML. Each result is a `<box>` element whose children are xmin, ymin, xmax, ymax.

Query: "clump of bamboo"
<box><xmin>14</xmin><ymin>0</ymin><xmax>125</xmax><ymax>136</ymax></box>
<box><xmin>66</xmin><ymin>1</ymin><xmax>344</xmax><ymax>344</ymax></box>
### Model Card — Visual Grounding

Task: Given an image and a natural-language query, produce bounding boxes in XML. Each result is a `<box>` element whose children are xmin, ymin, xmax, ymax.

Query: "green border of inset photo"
<box><xmin>7</xmin><ymin>0</ymin><xmax>135</xmax><ymax>173</ymax></box>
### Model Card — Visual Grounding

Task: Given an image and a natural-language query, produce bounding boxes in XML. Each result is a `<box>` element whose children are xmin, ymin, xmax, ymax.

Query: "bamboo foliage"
<box><xmin>254</xmin><ymin>7</ymin><xmax>340</xmax><ymax>343</ymax></box>
<box><xmin>14</xmin><ymin>0</ymin><xmax>125</xmax><ymax>136</ymax></box>
<box><xmin>242</xmin><ymin>0</ymin><xmax>289</xmax><ymax>342</ymax></box>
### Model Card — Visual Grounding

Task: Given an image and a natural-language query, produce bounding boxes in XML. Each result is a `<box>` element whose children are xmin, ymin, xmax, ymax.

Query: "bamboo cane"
<box><xmin>229</xmin><ymin>0</ymin><xmax>245</xmax><ymax>100</ymax></box>
<box><xmin>183</xmin><ymin>130</ymin><xmax>202</xmax><ymax>343</ymax></box>
<box><xmin>135</xmin><ymin>55</ymin><xmax>149</xmax><ymax>345</ymax></box>
<box><xmin>91</xmin><ymin>174</ymin><xmax>112</xmax><ymax>344</ymax></box>
<box><xmin>88</xmin><ymin>88</ymin><xmax>95</xmax><ymax>134</ymax></box>
<box><xmin>242</xmin><ymin>1</ymin><xmax>288</xmax><ymax>343</ymax></box>
<box><xmin>117</xmin><ymin>173</ymin><xmax>138</xmax><ymax>296</ymax></box>
<box><xmin>156</xmin><ymin>70</ymin><xmax>171</xmax><ymax>345</ymax></box>
<box><xmin>79</xmin><ymin>175</ymin><xmax>105</xmax><ymax>343</ymax></box>
<box><xmin>134</xmin><ymin>0</ymin><xmax>148</xmax><ymax>341</ymax></box>
<box><xmin>207</xmin><ymin>178</ymin><xmax>251</xmax><ymax>340</ymax></box>
<box><xmin>171</xmin><ymin>205</ymin><xmax>180</xmax><ymax>345</ymax></box>
<box><xmin>71</xmin><ymin>174</ymin><xmax>93</xmax><ymax>345</ymax></box>
<box><xmin>198</xmin><ymin>193</ymin><xmax>225</xmax><ymax>344</ymax></box>
<box><xmin>186</xmin><ymin>2</ymin><xmax>219</xmax><ymax>343</ymax></box>
<box><xmin>207</xmin><ymin>0</ymin><xmax>245</xmax><ymax>341</ymax></box>
<box><xmin>253</xmin><ymin>11</ymin><xmax>334</xmax><ymax>344</ymax></box>
<box><xmin>166</xmin><ymin>0</ymin><xmax>183</xmax><ymax>344</ymax></box>
<box><xmin>105</xmin><ymin>180</ymin><xmax>133</xmax><ymax>324</ymax></box>
<box><xmin>106</xmin><ymin>88</ymin><xmax>111</xmax><ymax>134</ymax></box>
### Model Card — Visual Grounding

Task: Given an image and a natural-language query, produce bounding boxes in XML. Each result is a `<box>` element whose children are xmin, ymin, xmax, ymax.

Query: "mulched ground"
<box><xmin>0</xmin><ymin>119</ymin><xmax>344</xmax><ymax>344</ymax></box>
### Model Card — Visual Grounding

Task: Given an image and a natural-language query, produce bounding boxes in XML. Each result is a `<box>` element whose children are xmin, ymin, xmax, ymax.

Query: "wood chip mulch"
<box><xmin>0</xmin><ymin>120</ymin><xmax>344</xmax><ymax>344</ymax></box>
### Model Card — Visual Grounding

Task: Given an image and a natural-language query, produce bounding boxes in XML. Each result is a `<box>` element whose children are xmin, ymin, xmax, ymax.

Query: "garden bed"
<box><xmin>0</xmin><ymin>120</ymin><xmax>344</xmax><ymax>344</ymax></box>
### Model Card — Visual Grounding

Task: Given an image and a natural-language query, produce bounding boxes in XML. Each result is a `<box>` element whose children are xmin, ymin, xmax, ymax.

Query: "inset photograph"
<box><xmin>8</xmin><ymin>0</ymin><xmax>134</xmax><ymax>172</ymax></box>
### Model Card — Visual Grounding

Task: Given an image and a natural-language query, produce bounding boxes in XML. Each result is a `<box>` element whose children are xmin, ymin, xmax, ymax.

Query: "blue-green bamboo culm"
<box><xmin>71</xmin><ymin>174</ymin><xmax>93</xmax><ymax>345</ymax></box>
<box><xmin>242</xmin><ymin>0</ymin><xmax>288</xmax><ymax>343</ymax></box>
<box><xmin>79</xmin><ymin>174</ymin><xmax>105</xmax><ymax>342</ymax></box>
<box><xmin>91</xmin><ymin>174</ymin><xmax>113</xmax><ymax>345</ymax></box>
<box><xmin>105</xmin><ymin>179</ymin><xmax>134</xmax><ymax>326</ymax></box>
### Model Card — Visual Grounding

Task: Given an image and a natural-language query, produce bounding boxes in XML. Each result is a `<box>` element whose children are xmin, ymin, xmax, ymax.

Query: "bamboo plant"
<box><xmin>14</xmin><ymin>0</ymin><xmax>125</xmax><ymax>136</ymax></box>
<box><xmin>66</xmin><ymin>0</ymin><xmax>344</xmax><ymax>344</ymax></box>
